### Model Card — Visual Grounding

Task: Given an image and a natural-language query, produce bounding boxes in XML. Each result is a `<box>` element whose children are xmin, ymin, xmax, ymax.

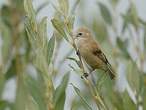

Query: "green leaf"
<box><xmin>24</xmin><ymin>0</ymin><xmax>37</xmax><ymax>39</ymax></box>
<box><xmin>5</xmin><ymin>58</ymin><xmax>17</xmax><ymax>80</ymax></box>
<box><xmin>0</xmin><ymin>19</ymin><xmax>11</xmax><ymax>63</ymax></box>
<box><xmin>25</xmin><ymin>72</ymin><xmax>47</xmax><ymax>110</ymax></box>
<box><xmin>38</xmin><ymin>17</ymin><xmax>48</xmax><ymax>49</ymax></box>
<box><xmin>0</xmin><ymin>75</ymin><xmax>5</xmax><ymax>96</ymax></box>
<box><xmin>143</xmin><ymin>83</ymin><xmax>146</xmax><ymax>110</ymax></box>
<box><xmin>1</xmin><ymin>5</ymin><xmax>12</xmax><ymax>27</ymax></box>
<box><xmin>122</xmin><ymin>3</ymin><xmax>139</xmax><ymax>31</ymax></box>
<box><xmin>65</xmin><ymin>16</ymin><xmax>75</xmax><ymax>33</ymax></box>
<box><xmin>92</xmin><ymin>19</ymin><xmax>108</xmax><ymax>43</ymax></box>
<box><xmin>126</xmin><ymin>61</ymin><xmax>140</xmax><ymax>92</ymax></box>
<box><xmin>129</xmin><ymin>3</ymin><xmax>139</xmax><ymax>30</ymax></box>
<box><xmin>122</xmin><ymin>91</ymin><xmax>136</xmax><ymax>110</ymax></box>
<box><xmin>144</xmin><ymin>26</ymin><xmax>146</xmax><ymax>52</ymax></box>
<box><xmin>70</xmin><ymin>0</ymin><xmax>81</xmax><ymax>14</ymax></box>
<box><xmin>116</xmin><ymin>37</ymin><xmax>130</xmax><ymax>59</ymax></box>
<box><xmin>59</xmin><ymin>0</ymin><xmax>69</xmax><ymax>15</ymax></box>
<box><xmin>71</xmin><ymin>98</ymin><xmax>85</xmax><ymax>110</ymax></box>
<box><xmin>51</xmin><ymin>18</ymin><xmax>68</xmax><ymax>41</ymax></box>
<box><xmin>15</xmin><ymin>75</ymin><xmax>28</xmax><ymax>110</ymax></box>
<box><xmin>110</xmin><ymin>0</ymin><xmax>119</xmax><ymax>6</ymax></box>
<box><xmin>47</xmin><ymin>35</ymin><xmax>55</xmax><ymax>65</ymax></box>
<box><xmin>25</xmin><ymin>74</ymin><xmax>47</xmax><ymax>110</ymax></box>
<box><xmin>24</xmin><ymin>0</ymin><xmax>36</xmax><ymax>19</ymax></box>
<box><xmin>53</xmin><ymin>73</ymin><xmax>70</xmax><ymax>110</ymax></box>
<box><xmin>0</xmin><ymin>100</ymin><xmax>9</xmax><ymax>110</ymax></box>
<box><xmin>96</xmin><ymin>74</ymin><xmax>125</xmax><ymax>110</ymax></box>
<box><xmin>143</xmin><ymin>97</ymin><xmax>146</xmax><ymax>110</ymax></box>
<box><xmin>71</xmin><ymin>84</ymin><xmax>93</xmax><ymax>110</ymax></box>
<box><xmin>67</xmin><ymin>57</ymin><xmax>81</xmax><ymax>68</ymax></box>
<box><xmin>121</xmin><ymin>14</ymin><xmax>129</xmax><ymax>33</ymax></box>
<box><xmin>98</xmin><ymin>2</ymin><xmax>112</xmax><ymax>25</ymax></box>
<box><xmin>24</xmin><ymin>14</ymin><xmax>37</xmax><ymax>48</ymax></box>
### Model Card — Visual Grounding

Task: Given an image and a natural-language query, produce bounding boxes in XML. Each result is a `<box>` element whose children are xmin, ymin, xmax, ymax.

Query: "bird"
<box><xmin>73</xmin><ymin>27</ymin><xmax>116</xmax><ymax>80</ymax></box>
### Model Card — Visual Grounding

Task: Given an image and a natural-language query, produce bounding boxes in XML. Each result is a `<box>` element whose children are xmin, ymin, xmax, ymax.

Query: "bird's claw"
<box><xmin>81</xmin><ymin>73</ymin><xmax>89</xmax><ymax>79</ymax></box>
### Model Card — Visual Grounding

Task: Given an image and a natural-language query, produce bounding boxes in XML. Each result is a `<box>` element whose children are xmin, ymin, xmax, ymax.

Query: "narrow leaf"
<box><xmin>25</xmin><ymin>75</ymin><xmax>47</xmax><ymax>110</ymax></box>
<box><xmin>15</xmin><ymin>75</ymin><xmax>28</xmax><ymax>110</ymax></box>
<box><xmin>116</xmin><ymin>37</ymin><xmax>130</xmax><ymax>59</ymax></box>
<box><xmin>0</xmin><ymin>19</ymin><xmax>11</xmax><ymax>63</ymax></box>
<box><xmin>122</xmin><ymin>91</ymin><xmax>136</xmax><ymax>110</ymax></box>
<box><xmin>59</xmin><ymin>0</ymin><xmax>69</xmax><ymax>15</ymax></box>
<box><xmin>98</xmin><ymin>2</ymin><xmax>112</xmax><ymax>25</ymax></box>
<box><xmin>51</xmin><ymin>18</ymin><xmax>68</xmax><ymax>41</ymax></box>
<box><xmin>47</xmin><ymin>35</ymin><xmax>55</xmax><ymax>65</ymax></box>
<box><xmin>143</xmin><ymin>82</ymin><xmax>146</xmax><ymax>110</ymax></box>
<box><xmin>54</xmin><ymin>73</ymin><xmax>70</xmax><ymax>110</ymax></box>
<box><xmin>71</xmin><ymin>84</ymin><xmax>93</xmax><ymax>110</ymax></box>
<box><xmin>126</xmin><ymin>61</ymin><xmax>140</xmax><ymax>92</ymax></box>
<box><xmin>67</xmin><ymin>57</ymin><xmax>81</xmax><ymax>68</ymax></box>
<box><xmin>65</xmin><ymin>16</ymin><xmax>75</xmax><ymax>33</ymax></box>
<box><xmin>0</xmin><ymin>74</ymin><xmax>5</xmax><ymax>97</ymax></box>
<box><xmin>0</xmin><ymin>100</ymin><xmax>9</xmax><ymax>110</ymax></box>
<box><xmin>70</xmin><ymin>0</ymin><xmax>81</xmax><ymax>14</ymax></box>
<box><xmin>92</xmin><ymin>19</ymin><xmax>107</xmax><ymax>42</ymax></box>
<box><xmin>129</xmin><ymin>3</ymin><xmax>139</xmax><ymax>30</ymax></box>
<box><xmin>121</xmin><ymin>14</ymin><xmax>129</xmax><ymax>33</ymax></box>
<box><xmin>38</xmin><ymin>17</ymin><xmax>48</xmax><ymax>48</ymax></box>
<box><xmin>24</xmin><ymin>0</ymin><xmax>36</xmax><ymax>19</ymax></box>
<box><xmin>110</xmin><ymin>0</ymin><xmax>119</xmax><ymax>7</ymax></box>
<box><xmin>144</xmin><ymin>26</ymin><xmax>146</xmax><ymax>52</ymax></box>
<box><xmin>121</xmin><ymin>3</ymin><xmax>139</xmax><ymax>31</ymax></box>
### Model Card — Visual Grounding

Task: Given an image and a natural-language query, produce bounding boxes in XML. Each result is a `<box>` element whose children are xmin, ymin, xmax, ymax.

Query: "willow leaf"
<box><xmin>47</xmin><ymin>36</ymin><xmax>55</xmax><ymax>65</ymax></box>
<box><xmin>51</xmin><ymin>18</ymin><xmax>68</xmax><ymax>41</ymax></box>
<box><xmin>98</xmin><ymin>2</ymin><xmax>112</xmax><ymax>25</ymax></box>
<box><xmin>39</xmin><ymin>17</ymin><xmax>48</xmax><ymax>48</ymax></box>
<box><xmin>24</xmin><ymin>0</ymin><xmax>36</xmax><ymax>19</ymax></box>
<box><xmin>71</xmin><ymin>84</ymin><xmax>93</xmax><ymax>110</ymax></box>
<box><xmin>54</xmin><ymin>73</ymin><xmax>70</xmax><ymax>110</ymax></box>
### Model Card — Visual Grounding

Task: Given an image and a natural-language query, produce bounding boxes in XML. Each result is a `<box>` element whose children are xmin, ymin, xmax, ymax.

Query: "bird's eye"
<box><xmin>77</xmin><ymin>32</ymin><xmax>83</xmax><ymax>37</ymax></box>
<box><xmin>78</xmin><ymin>32</ymin><xmax>82</xmax><ymax>36</ymax></box>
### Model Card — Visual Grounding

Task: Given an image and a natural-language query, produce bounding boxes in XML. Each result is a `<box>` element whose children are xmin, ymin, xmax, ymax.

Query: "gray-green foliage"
<box><xmin>71</xmin><ymin>84</ymin><xmax>93</xmax><ymax>110</ymax></box>
<box><xmin>0</xmin><ymin>0</ymin><xmax>146</xmax><ymax>110</ymax></box>
<box><xmin>53</xmin><ymin>73</ymin><xmax>70</xmax><ymax>110</ymax></box>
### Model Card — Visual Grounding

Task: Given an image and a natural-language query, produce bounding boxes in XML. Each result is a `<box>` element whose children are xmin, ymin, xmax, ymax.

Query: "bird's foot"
<box><xmin>81</xmin><ymin>73</ymin><xmax>89</xmax><ymax>79</ymax></box>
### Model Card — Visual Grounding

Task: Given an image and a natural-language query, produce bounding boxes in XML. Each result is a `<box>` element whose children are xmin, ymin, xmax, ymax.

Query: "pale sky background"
<box><xmin>0</xmin><ymin>0</ymin><xmax>146</xmax><ymax>110</ymax></box>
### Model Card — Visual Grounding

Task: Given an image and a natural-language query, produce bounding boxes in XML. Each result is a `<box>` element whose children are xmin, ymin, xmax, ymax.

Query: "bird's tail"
<box><xmin>106</xmin><ymin>64</ymin><xmax>116</xmax><ymax>80</ymax></box>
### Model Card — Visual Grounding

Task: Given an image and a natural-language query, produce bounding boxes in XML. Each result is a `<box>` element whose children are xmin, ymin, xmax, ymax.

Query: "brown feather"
<box><xmin>92</xmin><ymin>48</ymin><xmax>115</xmax><ymax>79</ymax></box>
<box><xmin>75</xmin><ymin>27</ymin><xmax>116</xmax><ymax>79</ymax></box>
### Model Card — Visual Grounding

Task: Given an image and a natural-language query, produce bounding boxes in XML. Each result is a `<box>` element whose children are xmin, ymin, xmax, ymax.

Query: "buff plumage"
<box><xmin>74</xmin><ymin>27</ymin><xmax>115</xmax><ymax>79</ymax></box>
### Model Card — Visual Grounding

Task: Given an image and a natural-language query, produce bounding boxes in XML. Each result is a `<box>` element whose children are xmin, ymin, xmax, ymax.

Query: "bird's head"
<box><xmin>73</xmin><ymin>27</ymin><xmax>91</xmax><ymax>40</ymax></box>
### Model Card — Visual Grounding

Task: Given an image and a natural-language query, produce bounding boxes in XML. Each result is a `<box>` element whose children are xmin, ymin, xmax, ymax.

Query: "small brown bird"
<box><xmin>74</xmin><ymin>27</ymin><xmax>115</xmax><ymax>79</ymax></box>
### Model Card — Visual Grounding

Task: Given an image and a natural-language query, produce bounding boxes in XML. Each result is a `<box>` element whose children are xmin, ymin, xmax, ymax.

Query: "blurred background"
<box><xmin>0</xmin><ymin>0</ymin><xmax>146</xmax><ymax>110</ymax></box>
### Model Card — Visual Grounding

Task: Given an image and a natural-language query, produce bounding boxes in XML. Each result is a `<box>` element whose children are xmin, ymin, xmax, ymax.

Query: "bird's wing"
<box><xmin>92</xmin><ymin>48</ymin><xmax>110</xmax><ymax>65</ymax></box>
<box><xmin>91</xmin><ymin>41</ymin><xmax>115</xmax><ymax>79</ymax></box>
<box><xmin>90</xmin><ymin>41</ymin><xmax>110</xmax><ymax>65</ymax></box>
